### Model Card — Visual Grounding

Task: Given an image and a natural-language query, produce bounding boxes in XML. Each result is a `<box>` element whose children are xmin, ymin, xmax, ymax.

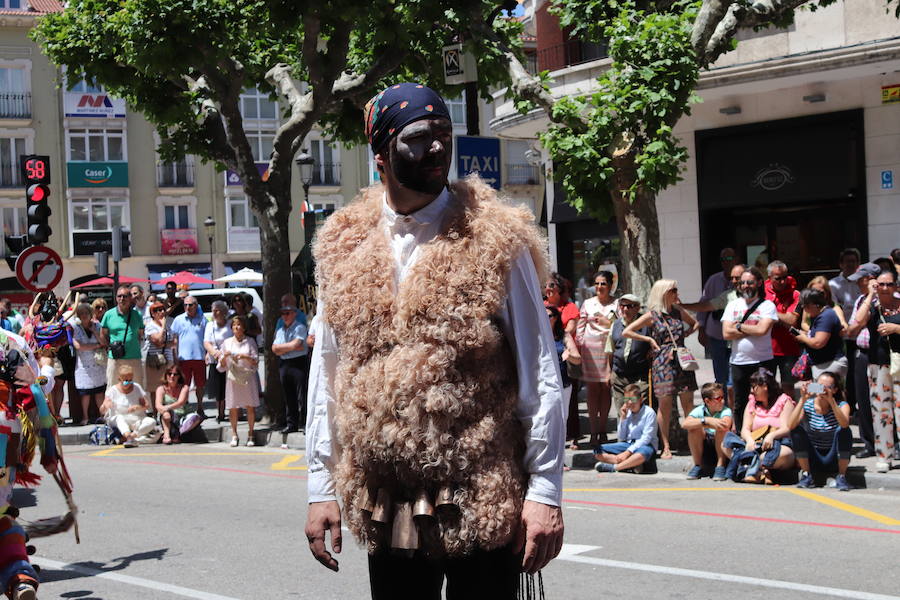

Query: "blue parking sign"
<box><xmin>457</xmin><ymin>136</ymin><xmax>501</xmax><ymax>189</ymax></box>
<box><xmin>882</xmin><ymin>170</ymin><xmax>893</xmax><ymax>190</ymax></box>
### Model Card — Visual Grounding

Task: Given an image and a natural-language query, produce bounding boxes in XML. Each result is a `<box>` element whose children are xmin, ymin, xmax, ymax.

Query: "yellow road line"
<box><xmin>270</xmin><ymin>455</ymin><xmax>307</xmax><ymax>471</ymax></box>
<box><xmin>90</xmin><ymin>447</ymin><xmax>121</xmax><ymax>456</ymax></box>
<box><xmin>788</xmin><ymin>488</ymin><xmax>900</xmax><ymax>526</ymax></box>
<box><xmin>563</xmin><ymin>487</ymin><xmax>774</xmax><ymax>492</ymax></box>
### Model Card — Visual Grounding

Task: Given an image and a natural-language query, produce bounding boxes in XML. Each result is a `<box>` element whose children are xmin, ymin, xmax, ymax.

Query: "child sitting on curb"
<box><xmin>683</xmin><ymin>382</ymin><xmax>733</xmax><ymax>480</ymax></box>
<box><xmin>594</xmin><ymin>384</ymin><xmax>658</xmax><ymax>474</ymax></box>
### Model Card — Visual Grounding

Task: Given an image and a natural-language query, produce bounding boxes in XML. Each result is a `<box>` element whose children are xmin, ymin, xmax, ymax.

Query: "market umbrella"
<box><xmin>214</xmin><ymin>267</ymin><xmax>263</xmax><ymax>285</ymax></box>
<box><xmin>151</xmin><ymin>270</ymin><xmax>217</xmax><ymax>286</ymax></box>
<box><xmin>72</xmin><ymin>275</ymin><xmax>147</xmax><ymax>288</ymax></box>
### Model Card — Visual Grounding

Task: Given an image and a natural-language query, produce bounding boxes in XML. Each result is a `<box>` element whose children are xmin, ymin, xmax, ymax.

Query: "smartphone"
<box><xmin>808</xmin><ymin>382</ymin><xmax>824</xmax><ymax>394</ymax></box>
<box><xmin>789</xmin><ymin>326</ymin><xmax>802</xmax><ymax>336</ymax></box>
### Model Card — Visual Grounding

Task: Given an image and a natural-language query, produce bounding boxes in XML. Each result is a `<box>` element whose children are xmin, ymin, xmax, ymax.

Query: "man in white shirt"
<box><xmin>722</xmin><ymin>266</ymin><xmax>778</xmax><ymax>431</ymax></box>
<box><xmin>304</xmin><ymin>83</ymin><xmax>565</xmax><ymax>598</ymax></box>
<box><xmin>828</xmin><ymin>248</ymin><xmax>861</xmax><ymax>318</ymax></box>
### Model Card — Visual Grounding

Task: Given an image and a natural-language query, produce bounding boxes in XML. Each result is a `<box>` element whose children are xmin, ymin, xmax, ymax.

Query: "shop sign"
<box><xmin>750</xmin><ymin>163</ymin><xmax>795</xmax><ymax>191</ymax></box>
<box><xmin>72</xmin><ymin>231</ymin><xmax>113</xmax><ymax>256</ymax></box>
<box><xmin>227</xmin><ymin>227</ymin><xmax>260</xmax><ymax>253</ymax></box>
<box><xmin>161</xmin><ymin>228</ymin><xmax>199</xmax><ymax>255</ymax></box>
<box><xmin>63</xmin><ymin>92</ymin><xmax>126</xmax><ymax>118</ymax></box>
<box><xmin>882</xmin><ymin>84</ymin><xmax>900</xmax><ymax>104</ymax></box>
<box><xmin>457</xmin><ymin>136</ymin><xmax>501</xmax><ymax>189</ymax></box>
<box><xmin>225</xmin><ymin>163</ymin><xmax>269</xmax><ymax>186</ymax></box>
<box><xmin>67</xmin><ymin>162</ymin><xmax>128</xmax><ymax>187</ymax></box>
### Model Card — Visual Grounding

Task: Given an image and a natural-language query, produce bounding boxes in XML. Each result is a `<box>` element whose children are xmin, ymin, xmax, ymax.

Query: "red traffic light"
<box><xmin>27</xmin><ymin>184</ymin><xmax>49</xmax><ymax>203</ymax></box>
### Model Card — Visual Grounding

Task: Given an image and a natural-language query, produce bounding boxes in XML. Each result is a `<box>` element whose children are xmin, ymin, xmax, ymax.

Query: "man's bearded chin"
<box><xmin>391</xmin><ymin>154</ymin><xmax>447</xmax><ymax>196</ymax></box>
<box><xmin>741</xmin><ymin>288</ymin><xmax>757</xmax><ymax>300</ymax></box>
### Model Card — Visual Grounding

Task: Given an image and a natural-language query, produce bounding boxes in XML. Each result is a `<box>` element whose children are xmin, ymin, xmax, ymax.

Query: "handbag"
<box><xmin>566</xmin><ymin>359</ymin><xmax>582</xmax><ymax>380</ymax></box>
<box><xmin>878</xmin><ymin>310</ymin><xmax>900</xmax><ymax>379</ymax></box>
<box><xmin>750</xmin><ymin>425</ymin><xmax>772</xmax><ymax>442</ymax></box>
<box><xmin>659</xmin><ymin>312</ymin><xmax>698</xmax><ymax>371</ymax></box>
<box><xmin>791</xmin><ymin>351</ymin><xmax>812</xmax><ymax>381</ymax></box>
<box><xmin>147</xmin><ymin>328</ymin><xmax>168</xmax><ymax>368</ymax></box>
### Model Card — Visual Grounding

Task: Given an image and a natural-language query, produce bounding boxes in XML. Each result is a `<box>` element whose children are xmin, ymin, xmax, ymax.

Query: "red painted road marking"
<box><xmin>77</xmin><ymin>455</ymin><xmax>307</xmax><ymax>480</ymax></box>
<box><xmin>28</xmin><ymin>253</ymin><xmax>53</xmax><ymax>284</ymax></box>
<box><xmin>563</xmin><ymin>498</ymin><xmax>900</xmax><ymax>535</ymax></box>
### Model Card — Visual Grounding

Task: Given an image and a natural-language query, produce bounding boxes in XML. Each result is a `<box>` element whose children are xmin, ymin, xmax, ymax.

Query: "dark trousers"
<box><xmin>845</xmin><ymin>340</ymin><xmax>858</xmax><ymax>409</ymax></box>
<box><xmin>278</xmin><ymin>355</ymin><xmax>308</xmax><ymax>429</ymax></box>
<box><xmin>731</xmin><ymin>359</ymin><xmax>777</xmax><ymax>432</ymax></box>
<box><xmin>854</xmin><ymin>349</ymin><xmax>875</xmax><ymax>453</ymax></box>
<box><xmin>368</xmin><ymin>545</ymin><xmax>521</xmax><ymax>600</ymax></box>
<box><xmin>792</xmin><ymin>425</ymin><xmax>852</xmax><ymax>468</ymax></box>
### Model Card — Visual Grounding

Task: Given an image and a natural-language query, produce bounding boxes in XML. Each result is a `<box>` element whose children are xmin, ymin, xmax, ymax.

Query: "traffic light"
<box><xmin>111</xmin><ymin>225</ymin><xmax>131</xmax><ymax>261</ymax></box>
<box><xmin>3</xmin><ymin>234</ymin><xmax>27</xmax><ymax>270</ymax></box>
<box><xmin>20</xmin><ymin>155</ymin><xmax>52</xmax><ymax>246</ymax></box>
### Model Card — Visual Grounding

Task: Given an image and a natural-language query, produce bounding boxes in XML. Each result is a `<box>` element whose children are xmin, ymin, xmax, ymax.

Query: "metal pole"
<box><xmin>208</xmin><ymin>234</ymin><xmax>214</xmax><ymax>280</ymax></box>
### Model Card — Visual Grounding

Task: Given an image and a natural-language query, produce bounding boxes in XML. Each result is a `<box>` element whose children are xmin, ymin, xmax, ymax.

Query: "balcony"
<box><xmin>0</xmin><ymin>162</ymin><xmax>21</xmax><ymax>188</ymax></box>
<box><xmin>312</xmin><ymin>162</ymin><xmax>341</xmax><ymax>186</ymax></box>
<box><xmin>537</xmin><ymin>40</ymin><xmax>608</xmax><ymax>73</ymax></box>
<box><xmin>505</xmin><ymin>164</ymin><xmax>540</xmax><ymax>185</ymax></box>
<box><xmin>157</xmin><ymin>160</ymin><xmax>194</xmax><ymax>188</ymax></box>
<box><xmin>0</xmin><ymin>93</ymin><xmax>30</xmax><ymax>119</ymax></box>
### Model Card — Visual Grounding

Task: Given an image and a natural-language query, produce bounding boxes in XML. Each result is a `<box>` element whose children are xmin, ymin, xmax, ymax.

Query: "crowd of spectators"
<box><xmin>551</xmin><ymin>246</ymin><xmax>900</xmax><ymax>489</ymax></box>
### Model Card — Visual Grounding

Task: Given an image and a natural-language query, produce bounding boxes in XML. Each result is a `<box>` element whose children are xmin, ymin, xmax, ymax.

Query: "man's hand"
<box><xmin>514</xmin><ymin>500</ymin><xmax>564</xmax><ymax>574</ymax></box>
<box><xmin>305</xmin><ymin>500</ymin><xmax>342</xmax><ymax>572</ymax></box>
<box><xmin>615</xmin><ymin>451</ymin><xmax>631</xmax><ymax>464</ymax></box>
<box><xmin>706</xmin><ymin>417</ymin><xmax>729</xmax><ymax>431</ymax></box>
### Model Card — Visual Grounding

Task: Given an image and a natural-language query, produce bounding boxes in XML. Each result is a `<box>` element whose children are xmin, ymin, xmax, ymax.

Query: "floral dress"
<box><xmin>576</xmin><ymin>297</ymin><xmax>618</xmax><ymax>383</ymax></box>
<box><xmin>649</xmin><ymin>309</ymin><xmax>698</xmax><ymax>398</ymax></box>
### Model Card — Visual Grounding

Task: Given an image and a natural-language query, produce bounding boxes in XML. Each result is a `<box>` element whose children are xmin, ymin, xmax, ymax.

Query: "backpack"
<box><xmin>89</xmin><ymin>424</ymin><xmax>121</xmax><ymax>446</ymax></box>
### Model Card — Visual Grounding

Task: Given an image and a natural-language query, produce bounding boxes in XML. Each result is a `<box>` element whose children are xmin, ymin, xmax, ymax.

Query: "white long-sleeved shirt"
<box><xmin>305</xmin><ymin>188</ymin><xmax>566</xmax><ymax>506</ymax></box>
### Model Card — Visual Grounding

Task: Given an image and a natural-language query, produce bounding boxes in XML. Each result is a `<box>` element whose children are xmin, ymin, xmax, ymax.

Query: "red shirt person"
<box><xmin>764</xmin><ymin>261</ymin><xmax>800</xmax><ymax>396</ymax></box>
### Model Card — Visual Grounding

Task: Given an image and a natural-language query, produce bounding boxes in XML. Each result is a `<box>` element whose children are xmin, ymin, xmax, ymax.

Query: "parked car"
<box><xmin>189</xmin><ymin>288</ymin><xmax>263</xmax><ymax>320</ymax></box>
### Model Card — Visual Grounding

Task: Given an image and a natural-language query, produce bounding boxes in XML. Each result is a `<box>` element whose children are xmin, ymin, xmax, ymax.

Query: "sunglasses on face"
<box><xmin>619</xmin><ymin>303</ymin><xmax>638</xmax><ymax>309</ymax></box>
<box><xmin>595</xmin><ymin>281</ymin><xmax>609</xmax><ymax>287</ymax></box>
<box><xmin>116</xmin><ymin>294</ymin><xmax>130</xmax><ymax>299</ymax></box>
<box><xmin>771</xmin><ymin>275</ymin><xmax>788</xmax><ymax>282</ymax></box>
<box><xmin>877</xmin><ymin>282</ymin><xmax>896</xmax><ymax>288</ymax></box>
<box><xmin>707</xmin><ymin>395</ymin><xmax>725</xmax><ymax>401</ymax></box>
<box><xmin>545</xmin><ymin>283</ymin><xmax>560</xmax><ymax>290</ymax></box>
<box><xmin>184</xmin><ymin>303</ymin><xmax>197</xmax><ymax>307</ymax></box>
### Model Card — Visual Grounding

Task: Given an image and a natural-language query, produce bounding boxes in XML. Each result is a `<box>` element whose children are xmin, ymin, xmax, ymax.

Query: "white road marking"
<box><xmin>33</xmin><ymin>557</ymin><xmax>243</xmax><ymax>600</ymax></box>
<box><xmin>556</xmin><ymin>545</ymin><xmax>900</xmax><ymax>600</ymax></box>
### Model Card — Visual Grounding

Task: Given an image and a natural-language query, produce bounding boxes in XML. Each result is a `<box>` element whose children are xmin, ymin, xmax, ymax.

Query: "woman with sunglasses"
<box><xmin>787</xmin><ymin>372</ymin><xmax>851</xmax><ymax>490</ymax></box>
<box><xmin>218</xmin><ymin>315</ymin><xmax>259</xmax><ymax>446</ymax></box>
<box><xmin>576</xmin><ymin>270</ymin><xmax>618</xmax><ymax>447</ymax></box>
<box><xmin>851</xmin><ymin>268</ymin><xmax>900</xmax><ymax>473</ymax></box>
<box><xmin>624</xmin><ymin>279</ymin><xmax>699</xmax><ymax>459</ymax></box>
<box><xmin>155</xmin><ymin>365</ymin><xmax>189</xmax><ymax>444</ymax></box>
<box><xmin>204</xmin><ymin>300</ymin><xmax>233</xmax><ymax>423</ymax></box>
<box><xmin>101</xmin><ymin>364</ymin><xmax>154</xmax><ymax>447</ymax></box>
<box><xmin>144</xmin><ymin>301</ymin><xmax>174</xmax><ymax>409</ymax></box>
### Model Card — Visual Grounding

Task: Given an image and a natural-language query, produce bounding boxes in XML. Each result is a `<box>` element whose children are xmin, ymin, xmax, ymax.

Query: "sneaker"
<box><xmin>686</xmin><ymin>465</ymin><xmax>703</xmax><ymax>480</ymax></box>
<box><xmin>712</xmin><ymin>466</ymin><xmax>727</xmax><ymax>481</ymax></box>
<box><xmin>229</xmin><ymin>436</ymin><xmax>239</xmax><ymax>447</ymax></box>
<box><xmin>594</xmin><ymin>462</ymin><xmax>615</xmax><ymax>473</ymax></box>
<box><xmin>246</xmin><ymin>438</ymin><xmax>255</xmax><ymax>447</ymax></box>
<box><xmin>797</xmin><ymin>471</ymin><xmax>815</xmax><ymax>488</ymax></box>
<box><xmin>875</xmin><ymin>461</ymin><xmax>890</xmax><ymax>473</ymax></box>
<box><xmin>12</xmin><ymin>582</ymin><xmax>36</xmax><ymax>600</ymax></box>
<box><xmin>834</xmin><ymin>474</ymin><xmax>851</xmax><ymax>492</ymax></box>
<box><xmin>122</xmin><ymin>438</ymin><xmax>138</xmax><ymax>448</ymax></box>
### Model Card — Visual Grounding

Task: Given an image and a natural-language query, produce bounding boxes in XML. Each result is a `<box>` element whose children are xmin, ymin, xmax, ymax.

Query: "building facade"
<box><xmin>491</xmin><ymin>0</ymin><xmax>900</xmax><ymax>297</ymax></box>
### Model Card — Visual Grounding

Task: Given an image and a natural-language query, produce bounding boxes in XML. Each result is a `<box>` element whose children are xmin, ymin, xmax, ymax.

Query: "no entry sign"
<box><xmin>15</xmin><ymin>245</ymin><xmax>64</xmax><ymax>293</ymax></box>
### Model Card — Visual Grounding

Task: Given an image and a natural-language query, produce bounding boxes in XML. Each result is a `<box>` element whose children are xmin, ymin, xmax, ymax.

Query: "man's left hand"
<box><xmin>515</xmin><ymin>499</ymin><xmax>564</xmax><ymax>574</ymax></box>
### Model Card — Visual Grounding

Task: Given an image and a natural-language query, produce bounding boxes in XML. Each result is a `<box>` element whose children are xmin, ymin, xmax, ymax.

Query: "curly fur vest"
<box><xmin>313</xmin><ymin>176</ymin><xmax>548</xmax><ymax>556</ymax></box>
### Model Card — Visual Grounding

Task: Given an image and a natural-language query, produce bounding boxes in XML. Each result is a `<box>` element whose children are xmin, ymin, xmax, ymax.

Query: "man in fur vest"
<box><xmin>304</xmin><ymin>82</ymin><xmax>566</xmax><ymax>599</ymax></box>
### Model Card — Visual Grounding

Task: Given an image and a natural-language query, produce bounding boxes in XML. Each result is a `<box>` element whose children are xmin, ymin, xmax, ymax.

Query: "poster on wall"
<box><xmin>161</xmin><ymin>229</ymin><xmax>199</xmax><ymax>255</ymax></box>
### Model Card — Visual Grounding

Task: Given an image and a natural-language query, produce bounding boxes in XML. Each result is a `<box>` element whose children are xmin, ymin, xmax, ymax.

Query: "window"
<box><xmin>68</xmin><ymin>128</ymin><xmax>125</xmax><ymax>161</ymax></box>
<box><xmin>70</xmin><ymin>197</ymin><xmax>128</xmax><ymax>231</ymax></box>
<box><xmin>164</xmin><ymin>205</ymin><xmax>190</xmax><ymax>229</ymax></box>
<box><xmin>311</xmin><ymin>202</ymin><xmax>336</xmax><ymax>211</ymax></box>
<box><xmin>67</xmin><ymin>76</ymin><xmax>103</xmax><ymax>94</ymax></box>
<box><xmin>310</xmin><ymin>139</ymin><xmax>340</xmax><ymax>186</ymax></box>
<box><xmin>446</xmin><ymin>96</ymin><xmax>466</xmax><ymax>126</ymax></box>
<box><xmin>0</xmin><ymin>67</ymin><xmax>29</xmax><ymax>118</ymax></box>
<box><xmin>0</xmin><ymin>0</ymin><xmax>21</xmax><ymax>10</ymax></box>
<box><xmin>1</xmin><ymin>205</ymin><xmax>24</xmax><ymax>236</ymax></box>
<box><xmin>240</xmin><ymin>88</ymin><xmax>278</xmax><ymax>120</ymax></box>
<box><xmin>246</xmin><ymin>130</ymin><xmax>274</xmax><ymax>162</ymax></box>
<box><xmin>226</xmin><ymin>195</ymin><xmax>260</xmax><ymax>253</ymax></box>
<box><xmin>0</xmin><ymin>137</ymin><xmax>26</xmax><ymax>187</ymax></box>
<box><xmin>157</xmin><ymin>157</ymin><xmax>194</xmax><ymax>187</ymax></box>
<box><xmin>504</xmin><ymin>140</ymin><xmax>539</xmax><ymax>185</ymax></box>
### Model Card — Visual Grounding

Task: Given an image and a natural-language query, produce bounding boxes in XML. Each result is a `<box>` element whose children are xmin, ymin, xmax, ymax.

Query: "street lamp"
<box><xmin>295</xmin><ymin>149</ymin><xmax>315</xmax><ymax>210</ymax></box>
<box><xmin>204</xmin><ymin>215</ymin><xmax>216</xmax><ymax>280</ymax></box>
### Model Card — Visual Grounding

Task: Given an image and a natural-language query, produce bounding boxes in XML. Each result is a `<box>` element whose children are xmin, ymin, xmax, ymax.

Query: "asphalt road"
<box><xmin>23</xmin><ymin>443</ymin><xmax>900</xmax><ymax>600</ymax></box>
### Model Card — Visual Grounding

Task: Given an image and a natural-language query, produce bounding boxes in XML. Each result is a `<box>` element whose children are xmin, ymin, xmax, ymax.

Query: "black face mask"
<box><xmin>40</xmin><ymin>298</ymin><xmax>59</xmax><ymax>322</ymax></box>
<box><xmin>388</xmin><ymin>139</ymin><xmax>448</xmax><ymax>196</ymax></box>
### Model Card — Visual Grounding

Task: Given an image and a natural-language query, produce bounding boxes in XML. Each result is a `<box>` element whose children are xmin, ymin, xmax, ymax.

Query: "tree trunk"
<box><xmin>256</xmin><ymin>194</ymin><xmax>293</xmax><ymax>426</ymax></box>
<box><xmin>609</xmin><ymin>160</ymin><xmax>662</xmax><ymax>300</ymax></box>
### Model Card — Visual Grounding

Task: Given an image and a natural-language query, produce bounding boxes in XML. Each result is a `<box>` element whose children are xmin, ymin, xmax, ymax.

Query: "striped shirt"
<box><xmin>803</xmin><ymin>398</ymin><xmax>847</xmax><ymax>433</ymax></box>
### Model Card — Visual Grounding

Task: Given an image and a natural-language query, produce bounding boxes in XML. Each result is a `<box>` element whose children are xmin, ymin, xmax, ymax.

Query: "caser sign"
<box><xmin>66</xmin><ymin>162</ymin><xmax>128</xmax><ymax>187</ymax></box>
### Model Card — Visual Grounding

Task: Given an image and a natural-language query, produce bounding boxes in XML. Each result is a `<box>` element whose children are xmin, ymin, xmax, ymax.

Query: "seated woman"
<box><xmin>594</xmin><ymin>383</ymin><xmax>657</xmax><ymax>473</ymax></box>
<box><xmin>787</xmin><ymin>371</ymin><xmax>852</xmax><ymax>491</ymax></box>
<box><xmin>722</xmin><ymin>368</ymin><xmax>796</xmax><ymax>484</ymax></box>
<box><xmin>101</xmin><ymin>364</ymin><xmax>155</xmax><ymax>447</ymax></box>
<box><xmin>155</xmin><ymin>364</ymin><xmax>190</xmax><ymax>444</ymax></box>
